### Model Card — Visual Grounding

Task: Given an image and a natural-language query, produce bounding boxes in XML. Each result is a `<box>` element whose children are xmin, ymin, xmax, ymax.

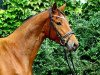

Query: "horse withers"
<box><xmin>0</xmin><ymin>3</ymin><xmax>78</xmax><ymax>75</ymax></box>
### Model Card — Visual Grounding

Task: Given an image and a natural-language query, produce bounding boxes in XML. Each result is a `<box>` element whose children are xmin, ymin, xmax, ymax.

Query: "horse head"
<box><xmin>44</xmin><ymin>3</ymin><xmax>79</xmax><ymax>51</ymax></box>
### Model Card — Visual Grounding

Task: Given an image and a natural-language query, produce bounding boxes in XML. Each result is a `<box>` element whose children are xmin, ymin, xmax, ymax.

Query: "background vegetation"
<box><xmin>0</xmin><ymin>0</ymin><xmax>100</xmax><ymax>75</ymax></box>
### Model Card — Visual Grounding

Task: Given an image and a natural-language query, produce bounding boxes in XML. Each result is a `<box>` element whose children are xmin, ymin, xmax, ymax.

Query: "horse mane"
<box><xmin>24</xmin><ymin>10</ymin><xmax>47</xmax><ymax>22</ymax></box>
<box><xmin>24</xmin><ymin>8</ymin><xmax>65</xmax><ymax>23</ymax></box>
<box><xmin>24</xmin><ymin>15</ymin><xmax>34</xmax><ymax>21</ymax></box>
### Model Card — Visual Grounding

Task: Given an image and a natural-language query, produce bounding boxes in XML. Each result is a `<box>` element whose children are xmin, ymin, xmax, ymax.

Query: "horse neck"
<box><xmin>6</xmin><ymin>10</ymin><xmax>49</xmax><ymax>61</ymax></box>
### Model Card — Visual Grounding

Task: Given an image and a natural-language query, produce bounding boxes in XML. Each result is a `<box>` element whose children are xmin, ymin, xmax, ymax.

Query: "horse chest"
<box><xmin>0</xmin><ymin>51</ymin><xmax>31</xmax><ymax>75</ymax></box>
<box><xmin>0</xmin><ymin>60</ymin><xmax>31</xmax><ymax>75</ymax></box>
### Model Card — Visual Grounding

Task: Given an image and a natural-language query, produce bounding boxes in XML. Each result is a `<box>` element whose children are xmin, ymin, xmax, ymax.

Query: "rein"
<box><xmin>49</xmin><ymin>9</ymin><xmax>77</xmax><ymax>75</ymax></box>
<box><xmin>63</xmin><ymin>47</ymin><xmax>77</xmax><ymax>75</ymax></box>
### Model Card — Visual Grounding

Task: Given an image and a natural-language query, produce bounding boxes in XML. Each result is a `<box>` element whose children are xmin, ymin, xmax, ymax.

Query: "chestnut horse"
<box><xmin>0</xmin><ymin>3</ymin><xmax>78</xmax><ymax>75</ymax></box>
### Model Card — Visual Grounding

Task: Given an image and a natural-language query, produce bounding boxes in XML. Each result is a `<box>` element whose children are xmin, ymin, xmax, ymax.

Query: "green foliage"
<box><xmin>0</xmin><ymin>0</ymin><xmax>51</xmax><ymax>37</ymax></box>
<box><xmin>0</xmin><ymin>0</ymin><xmax>100</xmax><ymax>75</ymax></box>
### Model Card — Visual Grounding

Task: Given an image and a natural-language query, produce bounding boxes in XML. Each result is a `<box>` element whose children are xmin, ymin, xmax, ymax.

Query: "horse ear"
<box><xmin>52</xmin><ymin>3</ymin><xmax>57</xmax><ymax>13</ymax></box>
<box><xmin>59</xmin><ymin>3</ymin><xmax>66</xmax><ymax>12</ymax></box>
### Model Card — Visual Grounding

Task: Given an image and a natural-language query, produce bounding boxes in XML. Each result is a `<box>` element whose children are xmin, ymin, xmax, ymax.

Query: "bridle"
<box><xmin>49</xmin><ymin>8</ymin><xmax>74</xmax><ymax>46</ymax></box>
<box><xmin>48</xmin><ymin>8</ymin><xmax>77</xmax><ymax>75</ymax></box>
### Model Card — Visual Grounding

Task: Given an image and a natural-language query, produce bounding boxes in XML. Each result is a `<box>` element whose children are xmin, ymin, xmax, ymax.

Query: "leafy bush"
<box><xmin>0</xmin><ymin>0</ymin><xmax>100</xmax><ymax>75</ymax></box>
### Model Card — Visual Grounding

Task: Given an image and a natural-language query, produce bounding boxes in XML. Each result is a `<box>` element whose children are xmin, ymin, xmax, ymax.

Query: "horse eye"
<box><xmin>56</xmin><ymin>22</ymin><xmax>61</xmax><ymax>25</ymax></box>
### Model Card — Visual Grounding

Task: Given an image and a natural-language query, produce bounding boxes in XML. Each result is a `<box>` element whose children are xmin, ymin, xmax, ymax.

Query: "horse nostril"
<box><xmin>73</xmin><ymin>43</ymin><xmax>79</xmax><ymax>51</ymax></box>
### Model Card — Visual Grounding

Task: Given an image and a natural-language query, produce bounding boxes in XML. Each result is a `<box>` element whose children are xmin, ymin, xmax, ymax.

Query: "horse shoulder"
<box><xmin>0</xmin><ymin>38</ymin><xmax>9</xmax><ymax>56</ymax></box>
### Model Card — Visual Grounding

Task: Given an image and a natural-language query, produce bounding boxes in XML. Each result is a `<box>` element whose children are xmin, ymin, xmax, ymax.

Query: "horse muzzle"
<box><xmin>65</xmin><ymin>42</ymin><xmax>79</xmax><ymax>51</ymax></box>
<box><xmin>60</xmin><ymin>39</ymin><xmax>78</xmax><ymax>51</ymax></box>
